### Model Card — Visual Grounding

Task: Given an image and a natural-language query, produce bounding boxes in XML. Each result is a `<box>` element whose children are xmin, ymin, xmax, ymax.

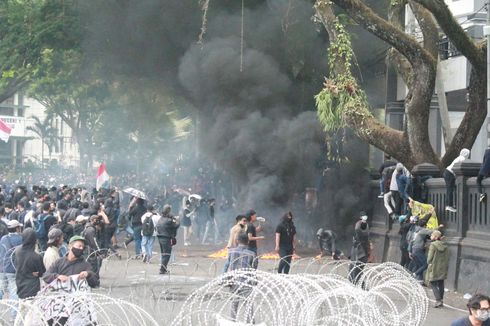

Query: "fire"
<box><xmin>208</xmin><ymin>247</ymin><xmax>228</xmax><ymax>258</ymax></box>
<box><xmin>260</xmin><ymin>251</ymin><xmax>301</xmax><ymax>260</ymax></box>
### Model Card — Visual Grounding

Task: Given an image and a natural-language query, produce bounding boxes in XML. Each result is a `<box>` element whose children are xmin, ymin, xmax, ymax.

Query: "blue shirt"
<box><xmin>0</xmin><ymin>232</ymin><xmax>22</xmax><ymax>273</ymax></box>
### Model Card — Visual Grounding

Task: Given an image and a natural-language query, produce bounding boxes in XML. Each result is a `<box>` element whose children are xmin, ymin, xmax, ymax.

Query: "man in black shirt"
<box><xmin>245</xmin><ymin>209</ymin><xmax>264</xmax><ymax>269</ymax></box>
<box><xmin>275</xmin><ymin>212</ymin><xmax>296</xmax><ymax>274</ymax></box>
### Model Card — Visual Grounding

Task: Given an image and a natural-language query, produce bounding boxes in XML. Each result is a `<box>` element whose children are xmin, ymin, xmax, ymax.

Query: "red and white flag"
<box><xmin>96</xmin><ymin>162</ymin><xmax>110</xmax><ymax>190</ymax></box>
<box><xmin>0</xmin><ymin>118</ymin><xmax>12</xmax><ymax>143</ymax></box>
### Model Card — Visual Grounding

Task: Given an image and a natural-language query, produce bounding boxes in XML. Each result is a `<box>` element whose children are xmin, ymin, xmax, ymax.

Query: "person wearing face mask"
<box><xmin>42</xmin><ymin>235</ymin><xmax>99</xmax><ymax>289</ymax></box>
<box><xmin>348</xmin><ymin>211</ymin><xmax>370</xmax><ymax>286</ymax></box>
<box><xmin>451</xmin><ymin>294</ymin><xmax>490</xmax><ymax>326</ymax></box>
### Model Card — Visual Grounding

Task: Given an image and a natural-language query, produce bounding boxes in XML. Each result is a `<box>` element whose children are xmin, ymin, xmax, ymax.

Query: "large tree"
<box><xmin>314</xmin><ymin>0</ymin><xmax>486</xmax><ymax>169</ymax></box>
<box><xmin>29</xmin><ymin>49</ymin><xmax>110</xmax><ymax>172</ymax></box>
<box><xmin>0</xmin><ymin>0</ymin><xmax>79</xmax><ymax>103</ymax></box>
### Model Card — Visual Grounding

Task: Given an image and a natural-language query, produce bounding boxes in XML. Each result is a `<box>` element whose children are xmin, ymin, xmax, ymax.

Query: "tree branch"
<box><xmin>326</xmin><ymin>0</ymin><xmax>436</xmax><ymax>68</ymax></box>
<box><xmin>413</xmin><ymin>0</ymin><xmax>485</xmax><ymax>68</ymax></box>
<box><xmin>408</xmin><ymin>0</ymin><xmax>438</xmax><ymax>58</ymax></box>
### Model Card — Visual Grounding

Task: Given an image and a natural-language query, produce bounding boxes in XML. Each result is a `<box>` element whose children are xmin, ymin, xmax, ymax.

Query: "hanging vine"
<box><xmin>315</xmin><ymin>19</ymin><xmax>372</xmax><ymax>162</ymax></box>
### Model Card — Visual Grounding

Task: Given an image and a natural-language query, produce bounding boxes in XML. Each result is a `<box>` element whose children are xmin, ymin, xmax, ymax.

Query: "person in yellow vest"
<box><xmin>408</xmin><ymin>197</ymin><xmax>439</xmax><ymax>230</ymax></box>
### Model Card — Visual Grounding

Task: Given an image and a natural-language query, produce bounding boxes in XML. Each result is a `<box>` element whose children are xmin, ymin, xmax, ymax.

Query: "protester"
<box><xmin>451</xmin><ymin>294</ymin><xmax>490</xmax><ymax>326</ymax></box>
<box><xmin>14</xmin><ymin>228</ymin><xmax>46</xmax><ymax>299</ymax></box>
<box><xmin>382</xmin><ymin>164</ymin><xmax>398</xmax><ymax>220</ymax></box>
<box><xmin>398</xmin><ymin>215</ymin><xmax>412</xmax><ymax>269</ymax></box>
<box><xmin>349</xmin><ymin>211</ymin><xmax>370</xmax><ymax>286</ymax></box>
<box><xmin>43</xmin><ymin>235</ymin><xmax>100</xmax><ymax>287</ymax></box>
<box><xmin>0</xmin><ymin>220</ymin><xmax>23</xmax><ymax>301</ymax></box>
<box><xmin>82</xmin><ymin>215</ymin><xmax>105</xmax><ymax>276</ymax></box>
<box><xmin>155</xmin><ymin>205</ymin><xmax>180</xmax><ymax>274</ymax></box>
<box><xmin>477</xmin><ymin>147</ymin><xmax>490</xmax><ymax>203</ymax></box>
<box><xmin>202</xmin><ymin>198</ymin><xmax>219</xmax><ymax>245</ymax></box>
<box><xmin>427</xmin><ymin>230</ymin><xmax>449</xmax><ymax>308</ymax></box>
<box><xmin>226</xmin><ymin>232</ymin><xmax>256</xmax><ymax>323</ymax></box>
<box><xmin>378</xmin><ymin>155</ymin><xmax>397</xmax><ymax>198</ymax></box>
<box><xmin>43</xmin><ymin>228</ymin><xmax>64</xmax><ymax>271</ymax></box>
<box><xmin>316</xmin><ymin>228</ymin><xmax>340</xmax><ymax>260</ymax></box>
<box><xmin>275</xmin><ymin>212</ymin><xmax>296</xmax><ymax>274</ymax></box>
<box><xmin>181</xmin><ymin>200</ymin><xmax>194</xmax><ymax>246</ymax></box>
<box><xmin>395</xmin><ymin>163</ymin><xmax>411</xmax><ymax>215</ymax></box>
<box><xmin>408</xmin><ymin>197</ymin><xmax>439</xmax><ymax>230</ymax></box>
<box><xmin>141</xmin><ymin>204</ymin><xmax>158</xmax><ymax>263</ymax></box>
<box><xmin>444</xmin><ymin>148</ymin><xmax>470</xmax><ymax>212</ymax></box>
<box><xmin>127</xmin><ymin>197</ymin><xmax>146</xmax><ymax>258</ymax></box>
<box><xmin>409</xmin><ymin>218</ymin><xmax>440</xmax><ymax>284</ymax></box>
<box><xmin>35</xmin><ymin>202</ymin><xmax>57</xmax><ymax>251</ymax></box>
<box><xmin>245</xmin><ymin>209</ymin><xmax>264</xmax><ymax>269</ymax></box>
<box><xmin>223</xmin><ymin>215</ymin><xmax>248</xmax><ymax>273</ymax></box>
<box><xmin>389</xmin><ymin>167</ymin><xmax>403</xmax><ymax>216</ymax></box>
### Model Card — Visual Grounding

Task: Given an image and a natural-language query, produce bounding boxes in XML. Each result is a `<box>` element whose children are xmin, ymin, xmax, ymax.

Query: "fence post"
<box><xmin>453</xmin><ymin>160</ymin><xmax>480</xmax><ymax>237</ymax></box>
<box><xmin>446</xmin><ymin>160</ymin><xmax>480</xmax><ymax>290</ymax></box>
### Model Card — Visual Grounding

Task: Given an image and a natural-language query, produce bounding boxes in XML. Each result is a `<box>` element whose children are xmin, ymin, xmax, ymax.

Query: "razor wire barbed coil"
<box><xmin>170</xmin><ymin>262</ymin><xmax>429</xmax><ymax>326</ymax></box>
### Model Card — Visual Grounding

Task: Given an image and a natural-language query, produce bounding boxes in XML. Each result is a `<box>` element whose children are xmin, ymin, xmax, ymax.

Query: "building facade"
<box><xmin>0</xmin><ymin>93</ymin><xmax>79</xmax><ymax>168</ymax></box>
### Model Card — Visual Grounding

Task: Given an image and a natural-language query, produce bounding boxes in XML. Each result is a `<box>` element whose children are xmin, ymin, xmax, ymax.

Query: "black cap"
<box><xmin>245</xmin><ymin>209</ymin><xmax>256</xmax><ymax>218</ymax></box>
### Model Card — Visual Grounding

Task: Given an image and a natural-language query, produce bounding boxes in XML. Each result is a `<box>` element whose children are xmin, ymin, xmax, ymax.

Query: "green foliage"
<box><xmin>0</xmin><ymin>0</ymin><xmax>79</xmax><ymax>102</ymax></box>
<box><xmin>316</xmin><ymin>19</ymin><xmax>369</xmax><ymax>134</ymax></box>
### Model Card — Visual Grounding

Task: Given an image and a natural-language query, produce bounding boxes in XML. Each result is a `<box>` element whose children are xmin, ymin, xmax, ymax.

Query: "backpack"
<box><xmin>142</xmin><ymin>213</ymin><xmax>154</xmax><ymax>236</ymax></box>
<box><xmin>34</xmin><ymin>214</ymin><xmax>47</xmax><ymax>239</ymax></box>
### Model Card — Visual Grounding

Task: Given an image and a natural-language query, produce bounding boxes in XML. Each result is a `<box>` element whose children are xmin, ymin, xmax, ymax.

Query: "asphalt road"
<box><xmin>96</xmin><ymin>243</ymin><xmax>468</xmax><ymax>326</ymax></box>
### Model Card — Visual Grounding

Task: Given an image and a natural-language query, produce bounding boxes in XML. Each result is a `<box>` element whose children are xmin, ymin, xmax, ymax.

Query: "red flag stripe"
<box><xmin>0</xmin><ymin>118</ymin><xmax>12</xmax><ymax>134</ymax></box>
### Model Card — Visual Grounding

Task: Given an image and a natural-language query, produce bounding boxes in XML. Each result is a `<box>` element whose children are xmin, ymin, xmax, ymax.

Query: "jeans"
<box><xmin>400</xmin><ymin>247</ymin><xmax>410</xmax><ymax>269</ymax></box>
<box><xmin>202</xmin><ymin>219</ymin><xmax>219</xmax><ymax>244</ymax></box>
<box><xmin>477</xmin><ymin>174</ymin><xmax>486</xmax><ymax>194</ymax></box>
<box><xmin>278</xmin><ymin>249</ymin><xmax>293</xmax><ymax>274</ymax></box>
<box><xmin>0</xmin><ymin>272</ymin><xmax>17</xmax><ymax>300</ymax></box>
<box><xmin>158</xmin><ymin>237</ymin><xmax>173</xmax><ymax>273</ymax></box>
<box><xmin>348</xmin><ymin>257</ymin><xmax>368</xmax><ymax>286</ymax></box>
<box><xmin>391</xmin><ymin>191</ymin><xmax>402</xmax><ymax>215</ymax></box>
<box><xmin>230</xmin><ymin>286</ymin><xmax>253</xmax><ymax>323</ymax></box>
<box><xmin>383</xmin><ymin>192</ymin><xmax>395</xmax><ymax>215</ymax></box>
<box><xmin>430</xmin><ymin>280</ymin><xmax>445</xmax><ymax>301</ymax></box>
<box><xmin>0</xmin><ymin>272</ymin><xmax>18</xmax><ymax>320</ymax></box>
<box><xmin>133</xmin><ymin>226</ymin><xmax>142</xmax><ymax>256</ymax></box>
<box><xmin>412</xmin><ymin>248</ymin><xmax>428</xmax><ymax>281</ymax></box>
<box><xmin>443</xmin><ymin>169</ymin><xmax>456</xmax><ymax>207</ymax></box>
<box><xmin>142</xmin><ymin>236</ymin><xmax>155</xmax><ymax>259</ymax></box>
<box><xmin>248</xmin><ymin>247</ymin><xmax>258</xmax><ymax>269</ymax></box>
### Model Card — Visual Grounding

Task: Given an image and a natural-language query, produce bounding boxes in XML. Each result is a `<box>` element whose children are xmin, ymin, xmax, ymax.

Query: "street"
<box><xmin>95</xmin><ymin>243</ymin><xmax>468</xmax><ymax>325</ymax></box>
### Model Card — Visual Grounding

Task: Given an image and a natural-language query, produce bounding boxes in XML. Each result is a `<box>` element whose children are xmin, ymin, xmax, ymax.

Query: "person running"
<box><xmin>275</xmin><ymin>212</ymin><xmax>296</xmax><ymax>274</ymax></box>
